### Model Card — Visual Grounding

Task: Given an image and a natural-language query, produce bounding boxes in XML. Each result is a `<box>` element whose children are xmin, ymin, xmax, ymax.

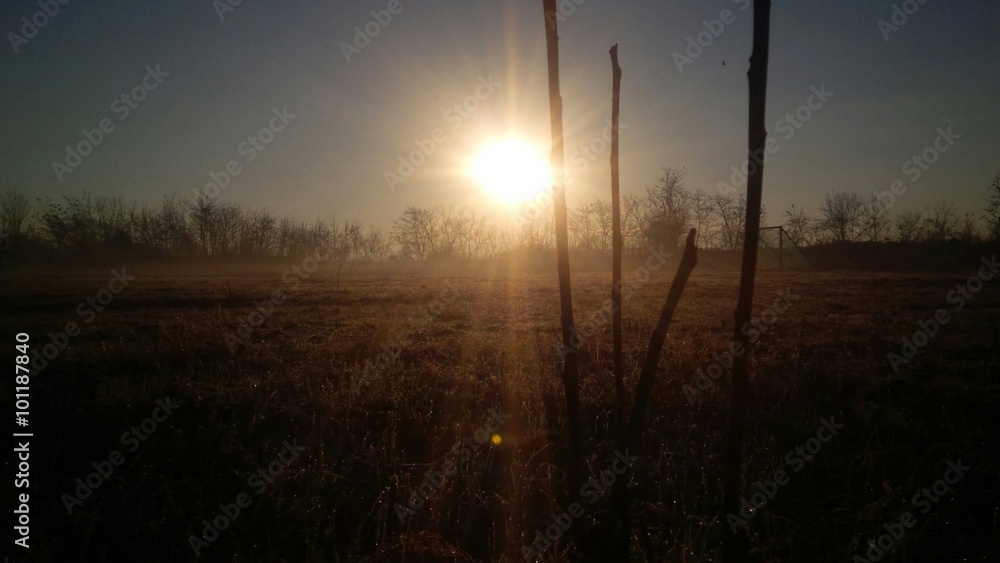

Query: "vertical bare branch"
<box><xmin>609</xmin><ymin>44</ymin><xmax>625</xmax><ymax>444</ymax></box>
<box><xmin>724</xmin><ymin>1</ymin><xmax>772</xmax><ymax>561</ymax></box>
<box><xmin>542</xmin><ymin>0</ymin><xmax>583</xmax><ymax>502</ymax></box>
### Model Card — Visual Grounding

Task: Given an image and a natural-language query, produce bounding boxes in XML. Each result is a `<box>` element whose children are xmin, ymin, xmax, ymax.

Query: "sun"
<box><xmin>468</xmin><ymin>139</ymin><xmax>552</xmax><ymax>205</ymax></box>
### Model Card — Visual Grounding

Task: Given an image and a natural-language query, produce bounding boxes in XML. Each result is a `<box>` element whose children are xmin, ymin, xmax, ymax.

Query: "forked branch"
<box><xmin>604</xmin><ymin>228</ymin><xmax>698</xmax><ymax>559</ymax></box>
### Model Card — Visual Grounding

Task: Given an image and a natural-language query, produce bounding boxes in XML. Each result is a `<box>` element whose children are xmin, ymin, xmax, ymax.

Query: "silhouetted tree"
<box><xmin>0</xmin><ymin>185</ymin><xmax>32</xmax><ymax>249</ymax></box>
<box><xmin>392</xmin><ymin>206</ymin><xmax>437</xmax><ymax>259</ymax></box>
<box><xmin>691</xmin><ymin>189</ymin><xmax>715</xmax><ymax>248</ymax></box>
<box><xmin>782</xmin><ymin>204</ymin><xmax>813</xmax><ymax>246</ymax></box>
<box><xmin>860</xmin><ymin>194</ymin><xmax>891</xmax><ymax>242</ymax></box>
<box><xmin>621</xmin><ymin>191</ymin><xmax>647</xmax><ymax>252</ymax></box>
<box><xmin>645</xmin><ymin>166</ymin><xmax>691</xmax><ymax>249</ymax></box>
<box><xmin>713</xmin><ymin>193</ymin><xmax>747</xmax><ymax>250</ymax></box>
<box><xmin>895</xmin><ymin>210</ymin><xmax>924</xmax><ymax>242</ymax></box>
<box><xmin>924</xmin><ymin>200</ymin><xmax>958</xmax><ymax>241</ymax></box>
<box><xmin>957</xmin><ymin>212</ymin><xmax>981</xmax><ymax>243</ymax></box>
<box><xmin>819</xmin><ymin>191</ymin><xmax>864</xmax><ymax>242</ymax></box>
<box><xmin>986</xmin><ymin>172</ymin><xmax>1000</xmax><ymax>241</ymax></box>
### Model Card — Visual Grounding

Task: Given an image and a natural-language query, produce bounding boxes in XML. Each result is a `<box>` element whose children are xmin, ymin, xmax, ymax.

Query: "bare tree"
<box><xmin>622</xmin><ymin>191</ymin><xmax>647</xmax><ymax>253</ymax></box>
<box><xmin>713</xmin><ymin>193</ymin><xmax>747</xmax><ymax>250</ymax></box>
<box><xmin>392</xmin><ymin>206</ymin><xmax>438</xmax><ymax>259</ymax></box>
<box><xmin>215</xmin><ymin>203</ymin><xmax>244</xmax><ymax>255</ymax></box>
<box><xmin>860</xmin><ymin>194</ymin><xmax>891</xmax><ymax>242</ymax></box>
<box><xmin>691</xmin><ymin>189</ymin><xmax>716</xmax><ymax>248</ymax></box>
<box><xmin>569</xmin><ymin>200</ymin><xmax>596</xmax><ymax>254</ymax></box>
<box><xmin>645</xmin><ymin>166</ymin><xmax>692</xmax><ymax>249</ymax></box>
<box><xmin>480</xmin><ymin>223</ymin><xmax>501</xmax><ymax>258</ymax></box>
<box><xmin>433</xmin><ymin>205</ymin><xmax>467</xmax><ymax>258</ymax></box>
<box><xmin>361</xmin><ymin>226</ymin><xmax>390</xmax><ymax>261</ymax></box>
<box><xmin>924</xmin><ymin>200</ymin><xmax>958</xmax><ymax>241</ymax></box>
<box><xmin>189</xmin><ymin>194</ymin><xmax>217</xmax><ymax>256</ymax></box>
<box><xmin>957</xmin><ymin>212</ymin><xmax>980</xmax><ymax>243</ymax></box>
<box><xmin>253</xmin><ymin>208</ymin><xmax>278</xmax><ymax>255</ymax></box>
<box><xmin>985</xmin><ymin>172</ymin><xmax>1000</xmax><ymax>241</ymax></box>
<box><xmin>92</xmin><ymin>195</ymin><xmax>132</xmax><ymax>251</ymax></box>
<box><xmin>592</xmin><ymin>198</ymin><xmax>612</xmax><ymax>255</ymax></box>
<box><xmin>158</xmin><ymin>194</ymin><xmax>192</xmax><ymax>255</ymax></box>
<box><xmin>529</xmin><ymin>209</ymin><xmax>556</xmax><ymax>250</ymax></box>
<box><xmin>38</xmin><ymin>198</ymin><xmax>71</xmax><ymax>253</ymax></box>
<box><xmin>40</xmin><ymin>193</ymin><xmax>103</xmax><ymax>253</ymax></box>
<box><xmin>782</xmin><ymin>204</ymin><xmax>813</xmax><ymax>246</ymax></box>
<box><xmin>0</xmin><ymin>185</ymin><xmax>32</xmax><ymax>248</ymax></box>
<box><xmin>338</xmin><ymin>218</ymin><xmax>364</xmax><ymax>261</ymax></box>
<box><xmin>818</xmin><ymin>191</ymin><xmax>864</xmax><ymax>242</ymax></box>
<box><xmin>464</xmin><ymin>211</ymin><xmax>492</xmax><ymax>259</ymax></box>
<box><xmin>894</xmin><ymin>210</ymin><xmax>924</xmax><ymax>242</ymax></box>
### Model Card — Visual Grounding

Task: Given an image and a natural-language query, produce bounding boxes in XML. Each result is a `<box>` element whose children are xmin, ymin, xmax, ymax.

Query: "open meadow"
<box><xmin>4</xmin><ymin>259</ymin><xmax>998</xmax><ymax>562</ymax></box>
<box><xmin>4</xmin><ymin>1</ymin><xmax>1000</xmax><ymax>561</ymax></box>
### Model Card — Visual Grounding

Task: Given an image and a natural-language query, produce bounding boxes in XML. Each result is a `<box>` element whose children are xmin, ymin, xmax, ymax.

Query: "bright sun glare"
<box><xmin>469</xmin><ymin>139</ymin><xmax>552</xmax><ymax>205</ymax></box>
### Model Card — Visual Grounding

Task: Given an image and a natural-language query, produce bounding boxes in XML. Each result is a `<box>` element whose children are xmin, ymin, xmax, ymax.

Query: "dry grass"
<box><xmin>3</xmin><ymin>263</ymin><xmax>998</xmax><ymax>561</ymax></box>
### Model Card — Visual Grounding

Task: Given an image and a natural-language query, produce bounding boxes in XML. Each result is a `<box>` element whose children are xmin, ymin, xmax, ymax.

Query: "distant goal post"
<box><xmin>758</xmin><ymin>225</ymin><xmax>810</xmax><ymax>270</ymax></box>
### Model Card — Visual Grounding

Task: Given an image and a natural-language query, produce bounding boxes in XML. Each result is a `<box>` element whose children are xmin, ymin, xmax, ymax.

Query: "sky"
<box><xmin>2</xmin><ymin>0</ymin><xmax>998</xmax><ymax>230</ymax></box>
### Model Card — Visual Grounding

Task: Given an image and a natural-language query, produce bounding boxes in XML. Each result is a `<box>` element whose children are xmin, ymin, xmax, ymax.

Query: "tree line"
<box><xmin>2</xmin><ymin>169</ymin><xmax>998</xmax><ymax>259</ymax></box>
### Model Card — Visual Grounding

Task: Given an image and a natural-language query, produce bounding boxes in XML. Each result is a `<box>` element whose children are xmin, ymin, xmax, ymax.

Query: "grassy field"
<box><xmin>4</xmin><ymin>259</ymin><xmax>999</xmax><ymax>562</ymax></box>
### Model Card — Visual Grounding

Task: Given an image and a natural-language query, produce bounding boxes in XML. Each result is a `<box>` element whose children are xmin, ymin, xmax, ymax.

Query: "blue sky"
<box><xmin>2</xmin><ymin>0</ymin><xmax>998</xmax><ymax>228</ymax></box>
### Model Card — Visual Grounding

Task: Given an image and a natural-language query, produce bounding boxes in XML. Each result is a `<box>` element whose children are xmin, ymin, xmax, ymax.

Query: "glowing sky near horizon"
<box><xmin>1</xmin><ymin>0</ymin><xmax>998</xmax><ymax>229</ymax></box>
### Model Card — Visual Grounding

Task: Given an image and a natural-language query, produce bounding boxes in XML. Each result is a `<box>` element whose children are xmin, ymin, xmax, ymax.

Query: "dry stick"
<box><xmin>606</xmin><ymin>229</ymin><xmax>699</xmax><ymax>559</ymax></box>
<box><xmin>626</xmin><ymin>228</ymin><xmax>698</xmax><ymax>442</ymax></box>
<box><xmin>542</xmin><ymin>0</ymin><xmax>583</xmax><ymax>506</ymax></box>
<box><xmin>609</xmin><ymin>44</ymin><xmax>624</xmax><ymax>445</ymax></box>
<box><xmin>723</xmin><ymin>1</ymin><xmax>772</xmax><ymax>562</ymax></box>
<box><xmin>605</xmin><ymin>43</ymin><xmax>628</xmax><ymax>561</ymax></box>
